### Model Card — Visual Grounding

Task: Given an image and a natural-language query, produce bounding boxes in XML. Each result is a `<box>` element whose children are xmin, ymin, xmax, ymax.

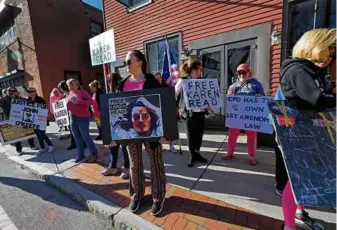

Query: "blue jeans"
<box><xmin>70</xmin><ymin>116</ymin><xmax>97</xmax><ymax>157</ymax></box>
<box><xmin>35</xmin><ymin>130</ymin><xmax>53</xmax><ymax>149</ymax></box>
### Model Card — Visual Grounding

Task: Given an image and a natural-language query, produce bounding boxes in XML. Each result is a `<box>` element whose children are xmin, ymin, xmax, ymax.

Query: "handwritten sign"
<box><xmin>53</xmin><ymin>99</ymin><xmax>69</xmax><ymax>127</ymax></box>
<box><xmin>0</xmin><ymin>121</ymin><xmax>36</xmax><ymax>145</ymax></box>
<box><xmin>269</xmin><ymin>101</ymin><xmax>336</xmax><ymax>207</ymax></box>
<box><xmin>9</xmin><ymin>99</ymin><xmax>48</xmax><ymax>130</ymax></box>
<box><xmin>225</xmin><ymin>95</ymin><xmax>273</xmax><ymax>134</ymax></box>
<box><xmin>89</xmin><ymin>29</ymin><xmax>116</xmax><ymax>66</ymax></box>
<box><xmin>182</xmin><ymin>79</ymin><xmax>222</xmax><ymax>109</ymax></box>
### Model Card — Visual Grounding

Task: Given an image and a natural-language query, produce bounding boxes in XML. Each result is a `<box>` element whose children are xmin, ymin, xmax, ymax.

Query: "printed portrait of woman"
<box><xmin>110</xmin><ymin>95</ymin><xmax>163</xmax><ymax>140</ymax></box>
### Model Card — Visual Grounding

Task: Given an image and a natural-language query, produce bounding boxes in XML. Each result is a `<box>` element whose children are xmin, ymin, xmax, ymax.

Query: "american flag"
<box><xmin>161</xmin><ymin>40</ymin><xmax>180</xmax><ymax>87</ymax></box>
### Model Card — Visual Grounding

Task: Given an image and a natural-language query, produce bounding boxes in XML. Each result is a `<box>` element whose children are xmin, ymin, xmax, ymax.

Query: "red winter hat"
<box><xmin>237</xmin><ymin>63</ymin><xmax>250</xmax><ymax>72</ymax></box>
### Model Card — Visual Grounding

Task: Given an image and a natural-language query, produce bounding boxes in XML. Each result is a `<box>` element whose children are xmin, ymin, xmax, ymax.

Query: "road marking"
<box><xmin>0</xmin><ymin>206</ymin><xmax>18</xmax><ymax>230</ymax></box>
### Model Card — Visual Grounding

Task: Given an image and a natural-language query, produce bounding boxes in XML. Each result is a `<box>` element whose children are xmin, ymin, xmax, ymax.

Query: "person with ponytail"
<box><xmin>175</xmin><ymin>58</ymin><xmax>208</xmax><ymax>167</ymax></box>
<box><xmin>117</xmin><ymin>50</ymin><xmax>166</xmax><ymax>216</ymax></box>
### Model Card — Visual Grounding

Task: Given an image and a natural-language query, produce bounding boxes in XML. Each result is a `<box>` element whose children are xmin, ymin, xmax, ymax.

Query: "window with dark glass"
<box><xmin>145</xmin><ymin>36</ymin><xmax>179</xmax><ymax>73</ymax></box>
<box><xmin>64</xmin><ymin>71</ymin><xmax>82</xmax><ymax>84</ymax></box>
<box><xmin>0</xmin><ymin>21</ymin><xmax>16</xmax><ymax>51</ymax></box>
<box><xmin>90</xmin><ymin>21</ymin><xmax>103</xmax><ymax>37</ymax></box>
<box><xmin>117</xmin><ymin>0</ymin><xmax>152</xmax><ymax>9</ymax></box>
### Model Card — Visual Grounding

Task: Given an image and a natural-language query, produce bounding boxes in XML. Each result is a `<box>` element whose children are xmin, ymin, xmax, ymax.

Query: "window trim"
<box><xmin>143</xmin><ymin>31</ymin><xmax>183</xmax><ymax>72</ymax></box>
<box><xmin>90</xmin><ymin>19</ymin><xmax>103</xmax><ymax>37</ymax></box>
<box><xmin>127</xmin><ymin>0</ymin><xmax>152</xmax><ymax>12</ymax></box>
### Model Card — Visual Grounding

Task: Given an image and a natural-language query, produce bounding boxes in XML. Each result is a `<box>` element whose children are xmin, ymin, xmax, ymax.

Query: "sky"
<box><xmin>83</xmin><ymin>0</ymin><xmax>102</xmax><ymax>9</ymax></box>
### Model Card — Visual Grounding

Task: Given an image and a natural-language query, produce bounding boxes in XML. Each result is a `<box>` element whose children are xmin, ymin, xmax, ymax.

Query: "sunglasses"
<box><xmin>133</xmin><ymin>113</ymin><xmax>150</xmax><ymax>121</ymax></box>
<box><xmin>237</xmin><ymin>71</ymin><xmax>247</xmax><ymax>75</ymax></box>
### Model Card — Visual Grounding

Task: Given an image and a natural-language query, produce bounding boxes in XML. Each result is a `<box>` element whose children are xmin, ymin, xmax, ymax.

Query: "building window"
<box><xmin>117</xmin><ymin>0</ymin><xmax>152</xmax><ymax>11</ymax></box>
<box><xmin>95</xmin><ymin>73</ymin><xmax>106</xmax><ymax>93</ymax></box>
<box><xmin>145</xmin><ymin>35</ymin><xmax>180</xmax><ymax>73</ymax></box>
<box><xmin>64</xmin><ymin>71</ymin><xmax>82</xmax><ymax>84</ymax></box>
<box><xmin>0</xmin><ymin>22</ymin><xmax>16</xmax><ymax>51</ymax></box>
<box><xmin>90</xmin><ymin>20</ymin><xmax>103</xmax><ymax>37</ymax></box>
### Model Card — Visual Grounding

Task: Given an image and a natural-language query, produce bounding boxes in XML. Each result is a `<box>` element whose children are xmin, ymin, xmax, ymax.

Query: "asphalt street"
<box><xmin>0</xmin><ymin>154</ymin><xmax>113</xmax><ymax>230</ymax></box>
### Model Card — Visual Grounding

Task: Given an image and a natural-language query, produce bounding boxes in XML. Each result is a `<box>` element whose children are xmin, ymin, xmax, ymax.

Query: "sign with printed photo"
<box><xmin>225</xmin><ymin>95</ymin><xmax>273</xmax><ymax>134</ymax></box>
<box><xmin>0</xmin><ymin>121</ymin><xmax>36</xmax><ymax>145</ymax></box>
<box><xmin>52</xmin><ymin>99</ymin><xmax>69</xmax><ymax>127</ymax></box>
<box><xmin>182</xmin><ymin>78</ymin><xmax>222</xmax><ymax>109</ymax></box>
<box><xmin>109</xmin><ymin>94</ymin><xmax>163</xmax><ymax>140</ymax></box>
<box><xmin>9</xmin><ymin>99</ymin><xmax>48</xmax><ymax>131</ymax></box>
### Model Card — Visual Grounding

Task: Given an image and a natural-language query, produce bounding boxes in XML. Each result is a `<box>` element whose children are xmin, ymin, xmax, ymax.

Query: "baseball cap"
<box><xmin>237</xmin><ymin>63</ymin><xmax>250</xmax><ymax>72</ymax></box>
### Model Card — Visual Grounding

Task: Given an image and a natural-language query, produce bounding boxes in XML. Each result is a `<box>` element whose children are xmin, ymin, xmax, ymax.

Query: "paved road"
<box><xmin>0</xmin><ymin>154</ymin><xmax>113</xmax><ymax>230</ymax></box>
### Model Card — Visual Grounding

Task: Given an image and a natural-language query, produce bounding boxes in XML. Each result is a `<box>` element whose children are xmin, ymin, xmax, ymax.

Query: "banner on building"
<box><xmin>9</xmin><ymin>99</ymin><xmax>48</xmax><ymax>131</ymax></box>
<box><xmin>109</xmin><ymin>94</ymin><xmax>163</xmax><ymax>140</ymax></box>
<box><xmin>0</xmin><ymin>121</ymin><xmax>36</xmax><ymax>145</ymax></box>
<box><xmin>269</xmin><ymin>100</ymin><xmax>336</xmax><ymax>207</ymax></box>
<box><xmin>182</xmin><ymin>79</ymin><xmax>222</xmax><ymax>109</ymax></box>
<box><xmin>100</xmin><ymin>88</ymin><xmax>179</xmax><ymax>145</ymax></box>
<box><xmin>52</xmin><ymin>99</ymin><xmax>69</xmax><ymax>127</ymax></box>
<box><xmin>89</xmin><ymin>29</ymin><xmax>116</xmax><ymax>66</ymax></box>
<box><xmin>225</xmin><ymin>95</ymin><xmax>273</xmax><ymax>134</ymax></box>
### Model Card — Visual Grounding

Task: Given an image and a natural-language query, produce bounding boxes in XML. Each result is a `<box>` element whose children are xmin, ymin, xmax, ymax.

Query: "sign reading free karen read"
<box><xmin>89</xmin><ymin>29</ymin><xmax>116</xmax><ymax>66</ymax></box>
<box><xmin>182</xmin><ymin>79</ymin><xmax>222</xmax><ymax>109</ymax></box>
<box><xmin>225</xmin><ymin>95</ymin><xmax>273</xmax><ymax>134</ymax></box>
<box><xmin>9</xmin><ymin>99</ymin><xmax>48</xmax><ymax>131</ymax></box>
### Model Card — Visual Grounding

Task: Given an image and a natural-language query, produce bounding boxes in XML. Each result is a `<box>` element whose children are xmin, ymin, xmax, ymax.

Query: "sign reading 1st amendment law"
<box><xmin>182</xmin><ymin>79</ymin><xmax>222</xmax><ymax>109</ymax></box>
<box><xmin>52</xmin><ymin>99</ymin><xmax>69</xmax><ymax>127</ymax></box>
<box><xmin>89</xmin><ymin>29</ymin><xmax>116</xmax><ymax>66</ymax></box>
<box><xmin>9</xmin><ymin>99</ymin><xmax>48</xmax><ymax>131</ymax></box>
<box><xmin>225</xmin><ymin>95</ymin><xmax>273</xmax><ymax>134</ymax></box>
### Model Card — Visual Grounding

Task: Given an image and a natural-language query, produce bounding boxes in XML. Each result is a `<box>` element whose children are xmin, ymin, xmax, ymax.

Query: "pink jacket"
<box><xmin>66</xmin><ymin>90</ymin><xmax>92</xmax><ymax>118</ymax></box>
<box><xmin>49</xmin><ymin>94</ymin><xmax>62</xmax><ymax>115</ymax></box>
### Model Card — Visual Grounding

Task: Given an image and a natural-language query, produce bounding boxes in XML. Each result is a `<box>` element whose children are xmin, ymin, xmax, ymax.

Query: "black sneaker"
<box><xmin>295</xmin><ymin>210</ymin><xmax>325</xmax><ymax>230</ymax></box>
<box><xmin>188</xmin><ymin>158</ymin><xmax>196</xmax><ymax>167</ymax></box>
<box><xmin>75</xmin><ymin>156</ymin><xmax>85</xmax><ymax>163</ymax></box>
<box><xmin>151</xmin><ymin>199</ymin><xmax>165</xmax><ymax>216</ymax></box>
<box><xmin>196</xmin><ymin>153</ymin><xmax>208</xmax><ymax>163</ymax></box>
<box><xmin>129</xmin><ymin>199</ymin><xmax>140</xmax><ymax>213</ymax></box>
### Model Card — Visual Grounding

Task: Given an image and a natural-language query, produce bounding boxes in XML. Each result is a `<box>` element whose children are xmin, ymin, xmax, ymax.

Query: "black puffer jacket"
<box><xmin>280</xmin><ymin>58</ymin><xmax>336</xmax><ymax>110</ymax></box>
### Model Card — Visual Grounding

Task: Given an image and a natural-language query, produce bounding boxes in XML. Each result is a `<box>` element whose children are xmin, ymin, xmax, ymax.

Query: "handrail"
<box><xmin>0</xmin><ymin>38</ymin><xmax>19</xmax><ymax>54</ymax></box>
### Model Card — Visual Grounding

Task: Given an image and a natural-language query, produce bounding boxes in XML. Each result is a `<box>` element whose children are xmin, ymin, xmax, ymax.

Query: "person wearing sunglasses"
<box><xmin>277</xmin><ymin>29</ymin><xmax>335</xmax><ymax>230</ymax></box>
<box><xmin>224</xmin><ymin>63</ymin><xmax>265</xmax><ymax>166</ymax></box>
<box><xmin>27</xmin><ymin>87</ymin><xmax>55</xmax><ymax>155</ymax></box>
<box><xmin>116</xmin><ymin>50</ymin><xmax>166</xmax><ymax>216</ymax></box>
<box><xmin>0</xmin><ymin>87</ymin><xmax>37</xmax><ymax>154</ymax></box>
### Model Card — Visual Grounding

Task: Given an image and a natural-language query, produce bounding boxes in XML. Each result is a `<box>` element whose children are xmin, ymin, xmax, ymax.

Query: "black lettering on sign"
<box><xmin>57</xmin><ymin>118</ymin><xmax>68</xmax><ymax>126</ymax></box>
<box><xmin>22</xmin><ymin>107</ymin><xmax>38</xmax><ymax>114</ymax></box>
<box><xmin>55</xmin><ymin>110</ymin><xmax>68</xmax><ymax>118</ymax></box>
<box><xmin>54</xmin><ymin>101</ymin><xmax>65</xmax><ymax>110</ymax></box>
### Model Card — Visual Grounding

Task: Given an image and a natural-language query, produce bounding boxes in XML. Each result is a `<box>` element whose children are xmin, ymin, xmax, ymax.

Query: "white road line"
<box><xmin>0</xmin><ymin>206</ymin><xmax>18</xmax><ymax>230</ymax></box>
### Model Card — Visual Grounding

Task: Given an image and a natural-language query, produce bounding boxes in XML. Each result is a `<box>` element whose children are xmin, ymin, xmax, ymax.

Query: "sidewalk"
<box><xmin>1</xmin><ymin>122</ymin><xmax>335</xmax><ymax>230</ymax></box>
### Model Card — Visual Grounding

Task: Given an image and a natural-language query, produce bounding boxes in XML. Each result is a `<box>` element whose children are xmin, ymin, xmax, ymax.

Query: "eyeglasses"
<box><xmin>237</xmin><ymin>71</ymin><xmax>247</xmax><ymax>75</ymax></box>
<box><xmin>133</xmin><ymin>113</ymin><xmax>150</xmax><ymax>121</ymax></box>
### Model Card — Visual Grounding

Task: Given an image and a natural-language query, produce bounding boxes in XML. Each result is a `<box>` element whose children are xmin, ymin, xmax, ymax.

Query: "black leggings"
<box><xmin>274</xmin><ymin>135</ymin><xmax>288</xmax><ymax>191</ymax></box>
<box><xmin>186</xmin><ymin>112</ymin><xmax>205</xmax><ymax>159</ymax></box>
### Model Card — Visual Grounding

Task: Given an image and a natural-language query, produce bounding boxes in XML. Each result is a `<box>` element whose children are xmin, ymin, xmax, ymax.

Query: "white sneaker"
<box><xmin>120</xmin><ymin>167</ymin><xmax>129</xmax><ymax>180</ymax></box>
<box><xmin>30</xmin><ymin>146</ymin><xmax>39</xmax><ymax>150</ymax></box>
<box><xmin>169</xmin><ymin>144</ymin><xmax>177</xmax><ymax>153</ymax></box>
<box><xmin>47</xmin><ymin>146</ymin><xmax>55</xmax><ymax>153</ymax></box>
<box><xmin>36</xmin><ymin>148</ymin><xmax>46</xmax><ymax>155</ymax></box>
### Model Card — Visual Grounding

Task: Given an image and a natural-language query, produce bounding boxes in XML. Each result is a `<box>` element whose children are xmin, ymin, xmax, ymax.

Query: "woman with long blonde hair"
<box><xmin>279</xmin><ymin>28</ymin><xmax>336</xmax><ymax>230</ymax></box>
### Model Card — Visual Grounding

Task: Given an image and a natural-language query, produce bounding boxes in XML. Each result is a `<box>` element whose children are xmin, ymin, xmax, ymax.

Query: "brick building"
<box><xmin>103</xmin><ymin>0</ymin><xmax>335</xmax><ymax>128</ymax></box>
<box><xmin>0</xmin><ymin>0</ymin><xmax>104</xmax><ymax>98</ymax></box>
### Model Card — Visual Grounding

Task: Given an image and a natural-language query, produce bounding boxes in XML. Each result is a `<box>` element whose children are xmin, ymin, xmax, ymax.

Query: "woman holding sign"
<box><xmin>175</xmin><ymin>58</ymin><xmax>208</xmax><ymax>167</ymax></box>
<box><xmin>66</xmin><ymin>79</ymin><xmax>98</xmax><ymax>163</ymax></box>
<box><xmin>278</xmin><ymin>29</ymin><xmax>336</xmax><ymax>230</ymax></box>
<box><xmin>117</xmin><ymin>50</ymin><xmax>166</xmax><ymax>216</ymax></box>
<box><xmin>224</xmin><ymin>63</ymin><xmax>264</xmax><ymax>165</ymax></box>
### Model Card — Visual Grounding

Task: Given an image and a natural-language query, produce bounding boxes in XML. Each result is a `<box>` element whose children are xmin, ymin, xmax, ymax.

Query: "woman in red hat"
<box><xmin>224</xmin><ymin>63</ymin><xmax>265</xmax><ymax>165</ymax></box>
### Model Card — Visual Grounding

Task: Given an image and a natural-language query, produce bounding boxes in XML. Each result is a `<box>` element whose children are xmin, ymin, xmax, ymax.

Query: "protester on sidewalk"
<box><xmin>223</xmin><ymin>64</ymin><xmax>264</xmax><ymax>165</ymax></box>
<box><xmin>58</xmin><ymin>81</ymin><xmax>85</xmax><ymax>150</ymax></box>
<box><xmin>154</xmin><ymin>72</ymin><xmax>177</xmax><ymax>153</ymax></box>
<box><xmin>175</xmin><ymin>58</ymin><xmax>208</xmax><ymax>167</ymax></box>
<box><xmin>66</xmin><ymin>78</ymin><xmax>97</xmax><ymax>163</ymax></box>
<box><xmin>27</xmin><ymin>87</ymin><xmax>55</xmax><ymax>154</ymax></box>
<box><xmin>118</xmin><ymin>50</ymin><xmax>166</xmax><ymax>216</ymax></box>
<box><xmin>0</xmin><ymin>87</ymin><xmax>37</xmax><ymax>154</ymax></box>
<box><xmin>101</xmin><ymin>73</ymin><xmax>130</xmax><ymax>180</ymax></box>
<box><xmin>89</xmin><ymin>80</ymin><xmax>103</xmax><ymax>140</ymax></box>
<box><xmin>49</xmin><ymin>88</ymin><xmax>65</xmax><ymax>132</ymax></box>
<box><xmin>279</xmin><ymin>28</ymin><xmax>335</xmax><ymax>230</ymax></box>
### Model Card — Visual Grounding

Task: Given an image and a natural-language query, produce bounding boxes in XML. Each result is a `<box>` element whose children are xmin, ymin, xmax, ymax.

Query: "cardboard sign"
<box><xmin>225</xmin><ymin>95</ymin><xmax>273</xmax><ymax>134</ymax></box>
<box><xmin>182</xmin><ymin>79</ymin><xmax>222</xmax><ymax>109</ymax></box>
<box><xmin>9</xmin><ymin>99</ymin><xmax>48</xmax><ymax>131</ymax></box>
<box><xmin>0</xmin><ymin>121</ymin><xmax>36</xmax><ymax>145</ymax></box>
<box><xmin>52</xmin><ymin>99</ymin><xmax>69</xmax><ymax>127</ymax></box>
<box><xmin>109</xmin><ymin>94</ymin><xmax>163</xmax><ymax>140</ymax></box>
<box><xmin>89</xmin><ymin>29</ymin><xmax>116</xmax><ymax>66</ymax></box>
<box><xmin>269</xmin><ymin>100</ymin><xmax>336</xmax><ymax>207</ymax></box>
<box><xmin>100</xmin><ymin>88</ymin><xmax>178</xmax><ymax>145</ymax></box>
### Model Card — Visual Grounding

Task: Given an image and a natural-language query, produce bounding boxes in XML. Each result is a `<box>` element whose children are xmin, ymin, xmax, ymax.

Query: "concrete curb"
<box><xmin>8</xmin><ymin>155</ymin><xmax>162</xmax><ymax>230</ymax></box>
